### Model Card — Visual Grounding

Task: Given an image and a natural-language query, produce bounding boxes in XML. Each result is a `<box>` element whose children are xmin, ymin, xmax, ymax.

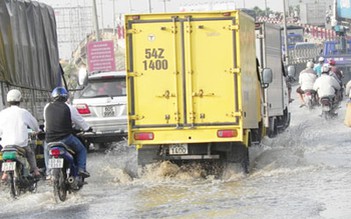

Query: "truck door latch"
<box><xmin>192</xmin><ymin>89</ymin><xmax>215</xmax><ymax>98</ymax></box>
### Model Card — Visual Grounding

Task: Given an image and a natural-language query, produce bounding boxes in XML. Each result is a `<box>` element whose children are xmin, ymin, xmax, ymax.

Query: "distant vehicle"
<box><xmin>292</xmin><ymin>42</ymin><xmax>320</xmax><ymax>62</ymax></box>
<box><xmin>294</xmin><ymin>42</ymin><xmax>318</xmax><ymax>50</ymax></box>
<box><xmin>73</xmin><ymin>71</ymin><xmax>127</xmax><ymax>149</ymax></box>
<box><xmin>323</xmin><ymin>39</ymin><xmax>351</xmax><ymax>84</ymax></box>
<box><xmin>281</xmin><ymin>25</ymin><xmax>304</xmax><ymax>52</ymax></box>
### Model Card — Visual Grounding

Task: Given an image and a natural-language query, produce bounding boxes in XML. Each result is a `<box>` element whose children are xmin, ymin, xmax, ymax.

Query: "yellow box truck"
<box><xmin>125</xmin><ymin>11</ymin><xmax>286</xmax><ymax>173</ymax></box>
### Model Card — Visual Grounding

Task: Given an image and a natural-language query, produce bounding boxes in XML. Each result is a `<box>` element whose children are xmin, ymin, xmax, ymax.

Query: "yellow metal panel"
<box><xmin>127</xmin><ymin>20</ymin><xmax>183</xmax><ymax>127</ymax></box>
<box><xmin>125</xmin><ymin>11</ymin><xmax>260</xmax><ymax>146</ymax></box>
<box><xmin>183</xmin><ymin>19</ymin><xmax>239</xmax><ymax>125</ymax></box>
<box><xmin>236</xmin><ymin>12</ymin><xmax>260</xmax><ymax>128</ymax></box>
<box><xmin>132</xmin><ymin>126</ymin><xmax>243</xmax><ymax>145</ymax></box>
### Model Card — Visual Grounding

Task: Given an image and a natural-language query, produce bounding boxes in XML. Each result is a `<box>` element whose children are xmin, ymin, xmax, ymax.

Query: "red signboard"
<box><xmin>87</xmin><ymin>40</ymin><xmax>116</xmax><ymax>72</ymax></box>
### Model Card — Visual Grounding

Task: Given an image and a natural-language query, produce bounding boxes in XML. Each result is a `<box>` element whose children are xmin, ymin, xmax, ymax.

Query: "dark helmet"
<box><xmin>51</xmin><ymin>87</ymin><xmax>68</xmax><ymax>102</ymax></box>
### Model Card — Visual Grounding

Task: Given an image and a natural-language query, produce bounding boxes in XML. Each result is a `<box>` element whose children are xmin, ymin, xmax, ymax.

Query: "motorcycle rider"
<box><xmin>0</xmin><ymin>89</ymin><xmax>41</xmax><ymax>182</ymax></box>
<box><xmin>328</xmin><ymin>59</ymin><xmax>343</xmax><ymax>84</ymax></box>
<box><xmin>313</xmin><ymin>56</ymin><xmax>325</xmax><ymax>77</ymax></box>
<box><xmin>43</xmin><ymin>87</ymin><xmax>92</xmax><ymax>178</ymax></box>
<box><xmin>346</xmin><ymin>79</ymin><xmax>351</xmax><ymax>100</ymax></box>
<box><xmin>296</xmin><ymin>61</ymin><xmax>317</xmax><ymax>107</ymax></box>
<box><xmin>313</xmin><ymin>64</ymin><xmax>341</xmax><ymax>105</ymax></box>
<box><xmin>328</xmin><ymin>59</ymin><xmax>344</xmax><ymax>102</ymax></box>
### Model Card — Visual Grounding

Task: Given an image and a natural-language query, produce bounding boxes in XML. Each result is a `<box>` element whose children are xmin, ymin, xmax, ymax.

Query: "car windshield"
<box><xmin>74</xmin><ymin>78</ymin><xmax>126</xmax><ymax>98</ymax></box>
<box><xmin>295</xmin><ymin>43</ymin><xmax>316</xmax><ymax>50</ymax></box>
<box><xmin>287</xmin><ymin>35</ymin><xmax>303</xmax><ymax>46</ymax></box>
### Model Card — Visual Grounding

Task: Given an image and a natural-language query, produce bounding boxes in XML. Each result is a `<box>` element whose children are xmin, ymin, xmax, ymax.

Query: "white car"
<box><xmin>72</xmin><ymin>71</ymin><xmax>127</xmax><ymax>147</ymax></box>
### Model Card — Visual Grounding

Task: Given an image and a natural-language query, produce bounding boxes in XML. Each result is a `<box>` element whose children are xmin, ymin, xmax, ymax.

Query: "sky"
<box><xmin>36</xmin><ymin>0</ymin><xmax>284</xmax><ymax>59</ymax></box>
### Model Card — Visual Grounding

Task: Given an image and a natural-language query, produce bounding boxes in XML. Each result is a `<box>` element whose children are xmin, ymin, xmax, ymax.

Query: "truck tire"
<box><xmin>268</xmin><ymin>117</ymin><xmax>278</xmax><ymax>138</ymax></box>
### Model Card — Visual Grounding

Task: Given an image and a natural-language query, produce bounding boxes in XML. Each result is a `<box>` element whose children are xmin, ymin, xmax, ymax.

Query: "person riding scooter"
<box><xmin>313</xmin><ymin>64</ymin><xmax>341</xmax><ymax>105</ymax></box>
<box><xmin>296</xmin><ymin>61</ymin><xmax>317</xmax><ymax>108</ymax></box>
<box><xmin>0</xmin><ymin>89</ymin><xmax>41</xmax><ymax>182</ymax></box>
<box><xmin>43</xmin><ymin>87</ymin><xmax>92</xmax><ymax>179</ymax></box>
<box><xmin>313</xmin><ymin>56</ymin><xmax>325</xmax><ymax>77</ymax></box>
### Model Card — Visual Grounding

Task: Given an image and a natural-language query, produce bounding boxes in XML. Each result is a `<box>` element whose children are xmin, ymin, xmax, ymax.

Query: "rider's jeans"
<box><xmin>60</xmin><ymin>134</ymin><xmax>87</xmax><ymax>172</ymax></box>
<box><xmin>23</xmin><ymin>145</ymin><xmax>38</xmax><ymax>172</ymax></box>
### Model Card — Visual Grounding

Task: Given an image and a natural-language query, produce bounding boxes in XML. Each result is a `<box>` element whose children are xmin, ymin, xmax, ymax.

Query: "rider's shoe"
<box><xmin>78</xmin><ymin>170</ymin><xmax>90</xmax><ymax>178</ymax></box>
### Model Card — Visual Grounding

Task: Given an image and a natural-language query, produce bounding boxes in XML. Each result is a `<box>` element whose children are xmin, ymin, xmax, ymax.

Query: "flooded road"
<box><xmin>1</xmin><ymin>97</ymin><xmax>351</xmax><ymax>218</ymax></box>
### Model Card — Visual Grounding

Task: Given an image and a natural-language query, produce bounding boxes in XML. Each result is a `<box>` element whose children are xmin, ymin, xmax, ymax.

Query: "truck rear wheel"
<box><xmin>225</xmin><ymin>142</ymin><xmax>250</xmax><ymax>174</ymax></box>
<box><xmin>268</xmin><ymin>117</ymin><xmax>278</xmax><ymax>138</ymax></box>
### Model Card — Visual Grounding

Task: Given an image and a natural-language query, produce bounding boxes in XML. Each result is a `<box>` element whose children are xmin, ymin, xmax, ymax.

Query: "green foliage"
<box><xmin>61</xmin><ymin>62</ymin><xmax>79</xmax><ymax>90</ymax></box>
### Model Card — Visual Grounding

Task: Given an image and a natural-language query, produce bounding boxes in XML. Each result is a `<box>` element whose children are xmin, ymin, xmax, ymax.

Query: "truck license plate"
<box><xmin>103</xmin><ymin>106</ymin><xmax>115</xmax><ymax>117</ymax></box>
<box><xmin>169</xmin><ymin>144</ymin><xmax>188</xmax><ymax>155</ymax></box>
<box><xmin>48</xmin><ymin>158</ymin><xmax>64</xmax><ymax>168</ymax></box>
<box><xmin>1</xmin><ymin>161</ymin><xmax>16</xmax><ymax>171</ymax></box>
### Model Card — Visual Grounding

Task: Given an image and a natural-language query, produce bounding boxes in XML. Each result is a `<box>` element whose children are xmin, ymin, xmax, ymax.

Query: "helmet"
<box><xmin>322</xmin><ymin>64</ymin><xmax>330</xmax><ymax>73</ymax></box>
<box><xmin>51</xmin><ymin>87</ymin><xmax>68</xmax><ymax>102</ymax></box>
<box><xmin>318</xmin><ymin>57</ymin><xmax>325</xmax><ymax>62</ymax></box>
<box><xmin>306</xmin><ymin>61</ymin><xmax>314</xmax><ymax>69</ymax></box>
<box><xmin>328</xmin><ymin>59</ymin><xmax>336</xmax><ymax>66</ymax></box>
<box><xmin>7</xmin><ymin>89</ymin><xmax>22</xmax><ymax>102</ymax></box>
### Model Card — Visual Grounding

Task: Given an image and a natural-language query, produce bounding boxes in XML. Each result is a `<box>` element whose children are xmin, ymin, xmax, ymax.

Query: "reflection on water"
<box><xmin>2</xmin><ymin>98</ymin><xmax>351</xmax><ymax>218</ymax></box>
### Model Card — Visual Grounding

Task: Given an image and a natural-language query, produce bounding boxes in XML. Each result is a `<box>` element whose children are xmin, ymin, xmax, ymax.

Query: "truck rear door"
<box><xmin>126</xmin><ymin>14</ymin><xmax>240</xmax><ymax>130</ymax></box>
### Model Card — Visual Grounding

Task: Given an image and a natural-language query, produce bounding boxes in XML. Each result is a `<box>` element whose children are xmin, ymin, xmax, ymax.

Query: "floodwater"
<box><xmin>1</xmin><ymin>96</ymin><xmax>351</xmax><ymax>219</ymax></box>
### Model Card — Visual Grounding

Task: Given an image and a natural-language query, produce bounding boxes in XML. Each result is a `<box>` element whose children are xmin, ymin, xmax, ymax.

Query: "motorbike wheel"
<box><xmin>29</xmin><ymin>179</ymin><xmax>38</xmax><ymax>193</ymax></box>
<box><xmin>53</xmin><ymin>168</ymin><xmax>67</xmax><ymax>202</ymax></box>
<box><xmin>322</xmin><ymin>111</ymin><xmax>330</xmax><ymax>120</ymax></box>
<box><xmin>9</xmin><ymin>170</ymin><xmax>21</xmax><ymax>198</ymax></box>
<box><xmin>307</xmin><ymin>99</ymin><xmax>313</xmax><ymax>110</ymax></box>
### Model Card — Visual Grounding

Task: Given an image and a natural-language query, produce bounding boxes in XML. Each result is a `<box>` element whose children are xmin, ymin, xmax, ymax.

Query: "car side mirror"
<box><xmin>78</xmin><ymin>68</ymin><xmax>88</xmax><ymax>86</ymax></box>
<box><xmin>261</xmin><ymin>68</ymin><xmax>273</xmax><ymax>88</ymax></box>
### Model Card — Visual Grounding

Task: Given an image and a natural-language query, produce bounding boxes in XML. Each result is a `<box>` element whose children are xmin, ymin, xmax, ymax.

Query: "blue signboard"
<box><xmin>337</xmin><ymin>0</ymin><xmax>351</xmax><ymax>20</ymax></box>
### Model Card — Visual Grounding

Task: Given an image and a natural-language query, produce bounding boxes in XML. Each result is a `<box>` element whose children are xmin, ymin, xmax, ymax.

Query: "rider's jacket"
<box><xmin>0</xmin><ymin>105</ymin><xmax>39</xmax><ymax>147</ymax></box>
<box><xmin>313</xmin><ymin>73</ymin><xmax>341</xmax><ymax>98</ymax></box>
<box><xmin>345</xmin><ymin>80</ymin><xmax>351</xmax><ymax>98</ymax></box>
<box><xmin>44</xmin><ymin>101</ymin><xmax>89</xmax><ymax>143</ymax></box>
<box><xmin>313</xmin><ymin>63</ymin><xmax>323</xmax><ymax>77</ymax></box>
<box><xmin>299</xmin><ymin>68</ymin><xmax>317</xmax><ymax>91</ymax></box>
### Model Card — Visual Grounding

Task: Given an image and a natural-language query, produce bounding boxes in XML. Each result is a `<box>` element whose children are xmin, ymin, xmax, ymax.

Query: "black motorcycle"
<box><xmin>1</xmin><ymin>145</ymin><xmax>40</xmax><ymax>198</ymax></box>
<box><xmin>1</xmin><ymin>131</ymin><xmax>44</xmax><ymax>198</ymax></box>
<box><xmin>47</xmin><ymin>133</ymin><xmax>88</xmax><ymax>202</ymax></box>
<box><xmin>304</xmin><ymin>89</ymin><xmax>318</xmax><ymax>110</ymax></box>
<box><xmin>320</xmin><ymin>96</ymin><xmax>339</xmax><ymax>119</ymax></box>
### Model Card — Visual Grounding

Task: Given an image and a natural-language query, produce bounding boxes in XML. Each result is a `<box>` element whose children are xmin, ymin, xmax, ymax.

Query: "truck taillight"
<box><xmin>217</xmin><ymin>130</ymin><xmax>237</xmax><ymax>138</ymax></box>
<box><xmin>134</xmin><ymin>132</ymin><xmax>154</xmax><ymax>140</ymax></box>
<box><xmin>75</xmin><ymin>104</ymin><xmax>91</xmax><ymax>114</ymax></box>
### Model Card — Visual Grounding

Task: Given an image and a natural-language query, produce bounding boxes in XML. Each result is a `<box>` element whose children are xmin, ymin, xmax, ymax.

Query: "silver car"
<box><xmin>72</xmin><ymin>71</ymin><xmax>127</xmax><ymax>145</ymax></box>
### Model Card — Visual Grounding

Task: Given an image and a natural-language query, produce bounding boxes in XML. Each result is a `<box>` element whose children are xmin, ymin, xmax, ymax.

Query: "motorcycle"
<box><xmin>1</xmin><ymin>145</ymin><xmax>39</xmax><ymax>198</ymax></box>
<box><xmin>304</xmin><ymin>89</ymin><xmax>318</xmax><ymax>110</ymax></box>
<box><xmin>47</xmin><ymin>133</ymin><xmax>88</xmax><ymax>202</ymax></box>
<box><xmin>320</xmin><ymin>96</ymin><xmax>339</xmax><ymax>119</ymax></box>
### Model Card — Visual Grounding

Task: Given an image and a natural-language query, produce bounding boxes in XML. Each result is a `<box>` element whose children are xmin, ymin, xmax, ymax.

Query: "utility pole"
<box><xmin>148</xmin><ymin>0</ymin><xmax>152</xmax><ymax>13</ymax></box>
<box><xmin>100</xmin><ymin>0</ymin><xmax>104</xmax><ymax>33</ymax></box>
<box><xmin>265</xmin><ymin>0</ymin><xmax>268</xmax><ymax>16</ymax></box>
<box><xmin>163</xmin><ymin>0</ymin><xmax>166</xmax><ymax>12</ymax></box>
<box><xmin>92</xmin><ymin>0</ymin><xmax>100</xmax><ymax>41</ymax></box>
<box><xmin>113</xmin><ymin>0</ymin><xmax>116</xmax><ymax>35</ymax></box>
<box><xmin>283</xmin><ymin>0</ymin><xmax>289</xmax><ymax>64</ymax></box>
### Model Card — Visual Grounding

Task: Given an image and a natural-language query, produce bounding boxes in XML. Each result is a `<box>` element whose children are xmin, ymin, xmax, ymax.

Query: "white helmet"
<box><xmin>306</xmin><ymin>61</ymin><xmax>314</xmax><ymax>69</ymax></box>
<box><xmin>322</xmin><ymin>64</ymin><xmax>330</xmax><ymax>73</ymax></box>
<box><xmin>318</xmin><ymin>57</ymin><xmax>325</xmax><ymax>62</ymax></box>
<box><xmin>7</xmin><ymin>89</ymin><xmax>22</xmax><ymax>102</ymax></box>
